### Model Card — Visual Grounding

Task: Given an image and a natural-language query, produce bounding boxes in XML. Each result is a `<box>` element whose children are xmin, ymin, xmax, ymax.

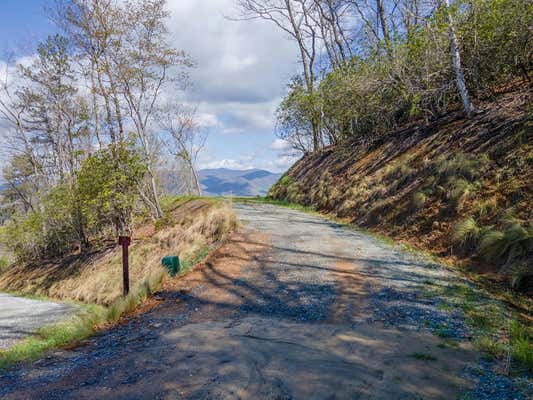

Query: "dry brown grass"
<box><xmin>0</xmin><ymin>199</ymin><xmax>237</xmax><ymax>305</ymax></box>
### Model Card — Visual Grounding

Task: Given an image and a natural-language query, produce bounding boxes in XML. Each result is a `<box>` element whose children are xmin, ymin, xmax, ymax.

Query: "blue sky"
<box><xmin>0</xmin><ymin>1</ymin><xmax>55</xmax><ymax>52</ymax></box>
<box><xmin>0</xmin><ymin>0</ymin><xmax>300</xmax><ymax>172</ymax></box>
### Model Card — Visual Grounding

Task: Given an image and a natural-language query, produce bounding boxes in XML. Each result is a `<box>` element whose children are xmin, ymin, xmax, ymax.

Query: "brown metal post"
<box><xmin>119</xmin><ymin>236</ymin><xmax>131</xmax><ymax>296</ymax></box>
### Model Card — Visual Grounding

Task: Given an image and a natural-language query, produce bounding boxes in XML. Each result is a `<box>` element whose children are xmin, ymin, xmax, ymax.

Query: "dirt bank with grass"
<box><xmin>269</xmin><ymin>85</ymin><xmax>532</xmax><ymax>293</ymax></box>
<box><xmin>0</xmin><ymin>198</ymin><xmax>237</xmax><ymax>305</ymax></box>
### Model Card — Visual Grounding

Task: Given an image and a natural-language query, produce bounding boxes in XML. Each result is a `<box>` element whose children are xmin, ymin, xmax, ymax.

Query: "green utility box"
<box><xmin>161</xmin><ymin>255</ymin><xmax>180</xmax><ymax>277</ymax></box>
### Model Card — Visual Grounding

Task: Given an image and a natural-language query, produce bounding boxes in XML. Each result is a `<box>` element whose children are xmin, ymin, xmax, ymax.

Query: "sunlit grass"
<box><xmin>0</xmin><ymin>267</ymin><xmax>167</xmax><ymax>370</ymax></box>
<box><xmin>0</xmin><ymin>303</ymin><xmax>106</xmax><ymax>369</ymax></box>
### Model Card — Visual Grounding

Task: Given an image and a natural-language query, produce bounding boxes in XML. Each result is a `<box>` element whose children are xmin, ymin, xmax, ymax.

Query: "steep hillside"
<box><xmin>200</xmin><ymin>168</ymin><xmax>282</xmax><ymax>196</ymax></box>
<box><xmin>269</xmin><ymin>85</ymin><xmax>532</xmax><ymax>291</ymax></box>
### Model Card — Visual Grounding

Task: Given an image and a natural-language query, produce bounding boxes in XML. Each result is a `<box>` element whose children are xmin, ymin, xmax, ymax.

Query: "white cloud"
<box><xmin>166</xmin><ymin>0</ymin><xmax>298</xmax><ymax>134</ymax></box>
<box><xmin>274</xmin><ymin>154</ymin><xmax>299</xmax><ymax>169</ymax></box>
<box><xmin>196</xmin><ymin>112</ymin><xmax>219</xmax><ymax>128</ymax></box>
<box><xmin>1</xmin><ymin>1</ymin><xmax>302</xmax><ymax>175</ymax></box>
<box><xmin>201</xmin><ymin>158</ymin><xmax>251</xmax><ymax>170</ymax></box>
<box><xmin>198</xmin><ymin>147</ymin><xmax>300</xmax><ymax>173</ymax></box>
<box><xmin>270</xmin><ymin>138</ymin><xmax>291</xmax><ymax>151</ymax></box>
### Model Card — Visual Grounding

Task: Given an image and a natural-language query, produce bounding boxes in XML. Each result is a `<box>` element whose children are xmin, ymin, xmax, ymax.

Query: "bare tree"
<box><xmin>236</xmin><ymin>0</ymin><xmax>323</xmax><ymax>151</ymax></box>
<box><xmin>441</xmin><ymin>0</ymin><xmax>476</xmax><ymax>117</ymax></box>
<box><xmin>52</xmin><ymin>0</ymin><xmax>126</xmax><ymax>144</ymax></box>
<box><xmin>54</xmin><ymin>0</ymin><xmax>193</xmax><ymax>219</ymax></box>
<box><xmin>311</xmin><ymin>0</ymin><xmax>352</xmax><ymax>68</ymax></box>
<box><xmin>348</xmin><ymin>0</ymin><xmax>394</xmax><ymax>56</ymax></box>
<box><xmin>1</xmin><ymin>52</ymin><xmax>49</xmax><ymax>212</ymax></box>
<box><xmin>113</xmin><ymin>0</ymin><xmax>193</xmax><ymax>217</ymax></box>
<box><xmin>159</xmin><ymin>104</ymin><xmax>206</xmax><ymax>195</ymax></box>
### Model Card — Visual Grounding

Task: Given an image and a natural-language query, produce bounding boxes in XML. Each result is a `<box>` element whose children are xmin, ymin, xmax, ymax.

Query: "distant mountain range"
<box><xmin>199</xmin><ymin>168</ymin><xmax>282</xmax><ymax>196</ymax></box>
<box><xmin>0</xmin><ymin>170</ymin><xmax>282</xmax><ymax>197</ymax></box>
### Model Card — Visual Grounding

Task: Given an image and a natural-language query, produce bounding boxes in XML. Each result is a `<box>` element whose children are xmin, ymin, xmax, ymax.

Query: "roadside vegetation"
<box><xmin>0</xmin><ymin>0</ymin><xmax>206</xmax><ymax>274</ymax></box>
<box><xmin>0</xmin><ymin>197</ymin><xmax>237</xmax><ymax>368</ymax></box>
<box><xmin>0</xmin><ymin>0</ymin><xmax>225</xmax><ymax>364</ymax></box>
<box><xmin>0</xmin><ymin>198</ymin><xmax>236</xmax><ymax>304</ymax></box>
<box><xmin>237</xmin><ymin>0</ymin><xmax>531</xmax><ymax>152</ymax></box>
<box><xmin>0</xmin><ymin>304</ymin><xmax>106</xmax><ymax>370</ymax></box>
<box><xmin>426</xmin><ymin>280</ymin><xmax>533</xmax><ymax>374</ymax></box>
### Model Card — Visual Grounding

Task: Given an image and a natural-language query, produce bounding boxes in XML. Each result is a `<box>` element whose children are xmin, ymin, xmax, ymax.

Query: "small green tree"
<box><xmin>3</xmin><ymin>184</ymin><xmax>80</xmax><ymax>260</ymax></box>
<box><xmin>77</xmin><ymin>140</ymin><xmax>147</xmax><ymax>237</ymax></box>
<box><xmin>277</xmin><ymin>76</ymin><xmax>321</xmax><ymax>153</ymax></box>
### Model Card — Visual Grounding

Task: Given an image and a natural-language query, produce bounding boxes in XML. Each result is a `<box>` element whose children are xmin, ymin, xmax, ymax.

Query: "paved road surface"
<box><xmin>0</xmin><ymin>203</ymin><xmax>528</xmax><ymax>399</ymax></box>
<box><xmin>0</xmin><ymin>293</ymin><xmax>78</xmax><ymax>349</ymax></box>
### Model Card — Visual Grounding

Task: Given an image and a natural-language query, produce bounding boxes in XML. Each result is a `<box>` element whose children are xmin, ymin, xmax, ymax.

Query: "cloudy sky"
<box><xmin>0</xmin><ymin>0</ymin><xmax>300</xmax><ymax>172</ymax></box>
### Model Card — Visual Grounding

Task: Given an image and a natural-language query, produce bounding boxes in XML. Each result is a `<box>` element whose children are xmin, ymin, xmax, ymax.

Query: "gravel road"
<box><xmin>0</xmin><ymin>203</ymin><xmax>530</xmax><ymax>399</ymax></box>
<box><xmin>0</xmin><ymin>293</ymin><xmax>78</xmax><ymax>349</ymax></box>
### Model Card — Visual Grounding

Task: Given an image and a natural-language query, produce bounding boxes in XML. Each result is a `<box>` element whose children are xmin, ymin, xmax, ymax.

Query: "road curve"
<box><xmin>0</xmin><ymin>203</ymin><xmax>527</xmax><ymax>399</ymax></box>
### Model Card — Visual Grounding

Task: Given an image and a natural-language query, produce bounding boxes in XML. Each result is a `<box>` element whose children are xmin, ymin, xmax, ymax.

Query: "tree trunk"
<box><xmin>147</xmin><ymin>164</ymin><xmax>164</xmax><ymax>219</ymax></box>
<box><xmin>89</xmin><ymin>64</ymin><xmax>103</xmax><ymax>149</ymax></box>
<box><xmin>443</xmin><ymin>0</ymin><xmax>476</xmax><ymax>117</ymax></box>
<box><xmin>187</xmin><ymin>156</ymin><xmax>202</xmax><ymax>196</ymax></box>
<box><xmin>376</xmin><ymin>0</ymin><xmax>391</xmax><ymax>55</ymax></box>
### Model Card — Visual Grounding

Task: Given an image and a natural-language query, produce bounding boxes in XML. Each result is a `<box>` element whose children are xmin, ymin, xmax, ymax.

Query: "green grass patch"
<box><xmin>0</xmin><ymin>269</ymin><xmax>166</xmax><ymax>370</ymax></box>
<box><xmin>433</xmin><ymin>282</ymin><xmax>532</xmax><ymax>372</ymax></box>
<box><xmin>474</xmin><ymin>335</ymin><xmax>506</xmax><ymax>359</ymax></box>
<box><xmin>510</xmin><ymin>320</ymin><xmax>533</xmax><ymax>372</ymax></box>
<box><xmin>179</xmin><ymin>244</ymin><xmax>211</xmax><ymax>274</ymax></box>
<box><xmin>0</xmin><ymin>304</ymin><xmax>107</xmax><ymax>369</ymax></box>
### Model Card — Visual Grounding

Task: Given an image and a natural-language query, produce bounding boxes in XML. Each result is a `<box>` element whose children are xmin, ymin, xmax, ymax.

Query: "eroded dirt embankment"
<box><xmin>269</xmin><ymin>86</ymin><xmax>532</xmax><ymax>290</ymax></box>
<box><xmin>1</xmin><ymin>204</ymin><xmax>530</xmax><ymax>399</ymax></box>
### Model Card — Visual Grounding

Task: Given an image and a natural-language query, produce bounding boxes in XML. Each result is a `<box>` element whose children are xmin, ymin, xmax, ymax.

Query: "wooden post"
<box><xmin>119</xmin><ymin>236</ymin><xmax>131</xmax><ymax>296</ymax></box>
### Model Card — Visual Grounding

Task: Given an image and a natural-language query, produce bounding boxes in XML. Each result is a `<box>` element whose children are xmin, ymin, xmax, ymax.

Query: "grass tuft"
<box><xmin>436</xmin><ymin>153</ymin><xmax>489</xmax><ymax>181</ymax></box>
<box><xmin>506</xmin><ymin>263</ymin><xmax>532</xmax><ymax>290</ymax></box>
<box><xmin>411</xmin><ymin>191</ymin><xmax>427</xmax><ymax>210</ymax></box>
<box><xmin>478</xmin><ymin>221</ymin><xmax>533</xmax><ymax>264</ymax></box>
<box><xmin>452</xmin><ymin>217</ymin><xmax>482</xmax><ymax>249</ymax></box>
<box><xmin>510</xmin><ymin>320</ymin><xmax>533</xmax><ymax>371</ymax></box>
<box><xmin>447</xmin><ymin>178</ymin><xmax>474</xmax><ymax>208</ymax></box>
<box><xmin>474</xmin><ymin>335</ymin><xmax>506</xmax><ymax>359</ymax></box>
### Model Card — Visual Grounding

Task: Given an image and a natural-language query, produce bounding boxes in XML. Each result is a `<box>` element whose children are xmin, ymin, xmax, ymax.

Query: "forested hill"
<box><xmin>269</xmin><ymin>84</ymin><xmax>532</xmax><ymax>292</ymax></box>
